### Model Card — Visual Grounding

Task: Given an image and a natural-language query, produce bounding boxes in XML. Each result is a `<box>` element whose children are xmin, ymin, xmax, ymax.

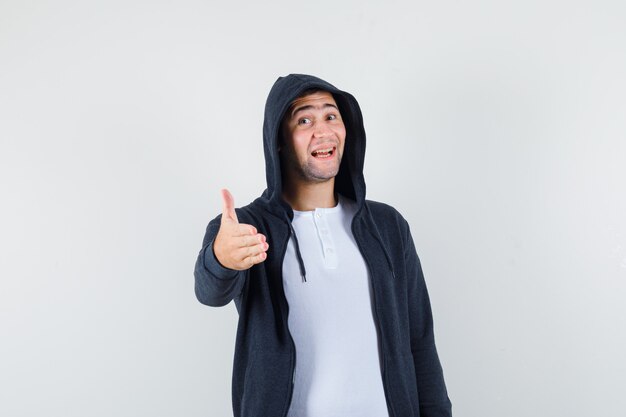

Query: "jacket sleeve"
<box><xmin>404</xmin><ymin>221</ymin><xmax>452</xmax><ymax>416</ymax></box>
<box><xmin>194</xmin><ymin>214</ymin><xmax>247</xmax><ymax>307</ymax></box>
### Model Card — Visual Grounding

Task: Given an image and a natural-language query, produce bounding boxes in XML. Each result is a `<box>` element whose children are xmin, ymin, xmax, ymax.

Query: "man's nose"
<box><xmin>313</xmin><ymin>121</ymin><xmax>333</xmax><ymax>138</ymax></box>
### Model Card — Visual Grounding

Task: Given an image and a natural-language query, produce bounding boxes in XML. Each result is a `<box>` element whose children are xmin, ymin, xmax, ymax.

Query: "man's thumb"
<box><xmin>220</xmin><ymin>188</ymin><xmax>239</xmax><ymax>223</ymax></box>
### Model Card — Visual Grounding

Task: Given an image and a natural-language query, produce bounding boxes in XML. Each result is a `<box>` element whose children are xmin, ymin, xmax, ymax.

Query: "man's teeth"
<box><xmin>312</xmin><ymin>148</ymin><xmax>334</xmax><ymax>157</ymax></box>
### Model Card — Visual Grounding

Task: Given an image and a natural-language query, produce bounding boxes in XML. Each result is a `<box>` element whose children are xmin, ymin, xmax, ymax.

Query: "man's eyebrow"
<box><xmin>291</xmin><ymin>103</ymin><xmax>338</xmax><ymax>118</ymax></box>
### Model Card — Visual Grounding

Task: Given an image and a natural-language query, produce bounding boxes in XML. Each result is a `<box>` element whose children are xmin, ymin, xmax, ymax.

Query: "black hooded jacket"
<box><xmin>194</xmin><ymin>74</ymin><xmax>452</xmax><ymax>417</ymax></box>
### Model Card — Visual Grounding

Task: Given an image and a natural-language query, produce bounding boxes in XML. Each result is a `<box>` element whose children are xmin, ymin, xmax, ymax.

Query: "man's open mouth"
<box><xmin>311</xmin><ymin>147</ymin><xmax>336</xmax><ymax>159</ymax></box>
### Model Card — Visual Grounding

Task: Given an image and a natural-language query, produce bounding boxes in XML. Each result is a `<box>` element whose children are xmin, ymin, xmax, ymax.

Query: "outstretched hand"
<box><xmin>213</xmin><ymin>189</ymin><xmax>268</xmax><ymax>270</ymax></box>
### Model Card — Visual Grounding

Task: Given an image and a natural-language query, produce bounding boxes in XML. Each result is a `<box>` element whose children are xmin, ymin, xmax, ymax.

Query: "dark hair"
<box><xmin>285</xmin><ymin>88</ymin><xmax>328</xmax><ymax>117</ymax></box>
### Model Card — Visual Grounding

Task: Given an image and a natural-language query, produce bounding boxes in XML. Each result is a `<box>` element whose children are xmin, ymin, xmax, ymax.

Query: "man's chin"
<box><xmin>303</xmin><ymin>168</ymin><xmax>340</xmax><ymax>183</ymax></box>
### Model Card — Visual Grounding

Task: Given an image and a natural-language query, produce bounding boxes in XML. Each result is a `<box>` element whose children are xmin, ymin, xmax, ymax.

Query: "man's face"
<box><xmin>280</xmin><ymin>91</ymin><xmax>346</xmax><ymax>184</ymax></box>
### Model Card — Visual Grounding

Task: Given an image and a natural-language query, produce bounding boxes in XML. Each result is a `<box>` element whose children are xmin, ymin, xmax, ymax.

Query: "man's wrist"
<box><xmin>203</xmin><ymin>242</ymin><xmax>238</xmax><ymax>279</ymax></box>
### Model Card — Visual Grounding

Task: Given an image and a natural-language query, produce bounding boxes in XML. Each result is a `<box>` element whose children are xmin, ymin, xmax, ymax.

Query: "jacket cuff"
<box><xmin>203</xmin><ymin>242</ymin><xmax>239</xmax><ymax>280</ymax></box>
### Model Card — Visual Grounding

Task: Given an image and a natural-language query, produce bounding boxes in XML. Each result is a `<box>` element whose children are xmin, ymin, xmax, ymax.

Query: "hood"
<box><xmin>261</xmin><ymin>74</ymin><xmax>367</xmax><ymax>215</ymax></box>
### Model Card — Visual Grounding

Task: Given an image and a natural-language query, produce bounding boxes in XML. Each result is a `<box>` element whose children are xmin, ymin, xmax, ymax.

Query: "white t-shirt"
<box><xmin>283</xmin><ymin>196</ymin><xmax>389</xmax><ymax>417</ymax></box>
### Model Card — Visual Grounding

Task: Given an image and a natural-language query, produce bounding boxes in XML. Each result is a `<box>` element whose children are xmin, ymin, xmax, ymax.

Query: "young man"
<box><xmin>194</xmin><ymin>74</ymin><xmax>452</xmax><ymax>417</ymax></box>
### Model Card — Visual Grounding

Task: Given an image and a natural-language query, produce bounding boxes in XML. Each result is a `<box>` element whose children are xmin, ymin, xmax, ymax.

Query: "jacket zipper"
<box><xmin>281</xmin><ymin>226</ymin><xmax>297</xmax><ymax>417</ymax></box>
<box><xmin>352</xmin><ymin>215</ymin><xmax>397</xmax><ymax>417</ymax></box>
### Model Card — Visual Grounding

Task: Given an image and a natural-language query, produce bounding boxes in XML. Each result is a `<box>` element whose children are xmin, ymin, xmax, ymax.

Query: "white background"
<box><xmin>1</xmin><ymin>1</ymin><xmax>625</xmax><ymax>416</ymax></box>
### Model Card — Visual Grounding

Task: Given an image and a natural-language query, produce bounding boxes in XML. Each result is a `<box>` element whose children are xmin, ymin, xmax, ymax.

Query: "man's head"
<box><xmin>279</xmin><ymin>89</ymin><xmax>347</xmax><ymax>184</ymax></box>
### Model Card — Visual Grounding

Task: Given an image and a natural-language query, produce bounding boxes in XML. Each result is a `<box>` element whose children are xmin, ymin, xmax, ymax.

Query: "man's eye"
<box><xmin>298</xmin><ymin>118</ymin><xmax>311</xmax><ymax>125</ymax></box>
<box><xmin>327</xmin><ymin>114</ymin><xmax>337</xmax><ymax>120</ymax></box>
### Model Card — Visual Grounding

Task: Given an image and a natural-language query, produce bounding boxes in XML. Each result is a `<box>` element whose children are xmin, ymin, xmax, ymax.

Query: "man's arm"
<box><xmin>194</xmin><ymin>189</ymin><xmax>268</xmax><ymax>307</ymax></box>
<box><xmin>404</xmin><ymin>221</ymin><xmax>452</xmax><ymax>417</ymax></box>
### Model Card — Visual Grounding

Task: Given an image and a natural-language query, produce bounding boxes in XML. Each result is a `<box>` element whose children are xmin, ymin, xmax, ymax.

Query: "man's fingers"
<box><xmin>223</xmin><ymin>223</ymin><xmax>258</xmax><ymax>237</ymax></box>
<box><xmin>233</xmin><ymin>241</ymin><xmax>268</xmax><ymax>262</ymax></box>
<box><xmin>220</xmin><ymin>188</ymin><xmax>238</xmax><ymax>224</ymax></box>
<box><xmin>234</xmin><ymin>233</ymin><xmax>266</xmax><ymax>248</ymax></box>
<box><xmin>244</xmin><ymin>250</ymin><xmax>268</xmax><ymax>267</ymax></box>
<box><xmin>235</xmin><ymin>224</ymin><xmax>257</xmax><ymax>237</ymax></box>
